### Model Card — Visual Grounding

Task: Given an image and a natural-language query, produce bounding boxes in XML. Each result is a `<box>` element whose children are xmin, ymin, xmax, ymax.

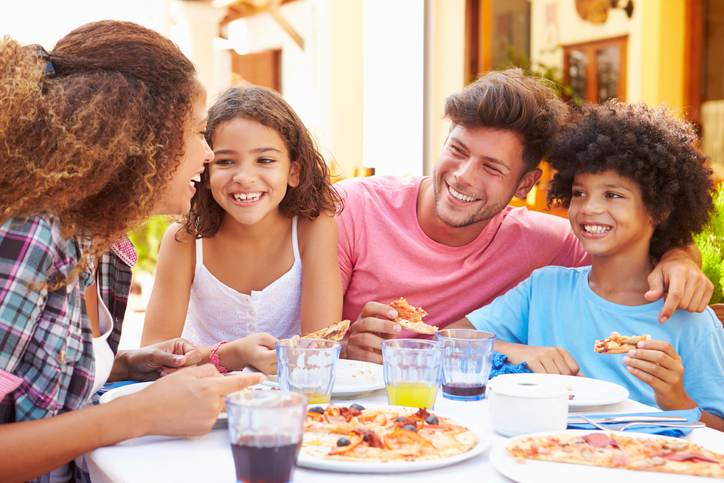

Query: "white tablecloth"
<box><xmin>86</xmin><ymin>388</ymin><xmax>724</xmax><ymax>483</ymax></box>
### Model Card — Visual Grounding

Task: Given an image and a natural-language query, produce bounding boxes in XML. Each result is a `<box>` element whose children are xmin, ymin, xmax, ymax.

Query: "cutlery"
<box><xmin>568</xmin><ymin>415</ymin><xmax>688</xmax><ymax>424</ymax></box>
<box><xmin>576</xmin><ymin>415</ymin><xmax>704</xmax><ymax>432</ymax></box>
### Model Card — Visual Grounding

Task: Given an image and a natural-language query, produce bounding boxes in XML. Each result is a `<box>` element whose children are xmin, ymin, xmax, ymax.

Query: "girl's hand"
<box><xmin>624</xmin><ymin>339</ymin><xmax>697</xmax><ymax>410</ymax></box>
<box><xmin>131</xmin><ymin>364</ymin><xmax>264</xmax><ymax>437</ymax></box>
<box><xmin>232</xmin><ymin>333</ymin><xmax>278</xmax><ymax>374</ymax></box>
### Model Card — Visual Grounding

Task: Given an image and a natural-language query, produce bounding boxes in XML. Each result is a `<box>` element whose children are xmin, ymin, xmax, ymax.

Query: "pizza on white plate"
<box><xmin>507</xmin><ymin>431</ymin><xmax>724</xmax><ymax>478</ymax></box>
<box><xmin>594</xmin><ymin>331</ymin><xmax>651</xmax><ymax>354</ymax></box>
<box><xmin>302</xmin><ymin>404</ymin><xmax>477</xmax><ymax>462</ymax></box>
<box><xmin>389</xmin><ymin>297</ymin><xmax>438</xmax><ymax>335</ymax></box>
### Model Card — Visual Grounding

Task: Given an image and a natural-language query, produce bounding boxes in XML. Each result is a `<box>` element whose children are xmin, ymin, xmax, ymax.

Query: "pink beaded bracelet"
<box><xmin>209</xmin><ymin>340</ymin><xmax>229</xmax><ymax>374</ymax></box>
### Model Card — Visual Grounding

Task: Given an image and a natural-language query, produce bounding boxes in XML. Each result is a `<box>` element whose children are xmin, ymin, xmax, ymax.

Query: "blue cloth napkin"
<box><xmin>567</xmin><ymin>408</ymin><xmax>702</xmax><ymax>437</ymax></box>
<box><xmin>489</xmin><ymin>352</ymin><xmax>532</xmax><ymax>378</ymax></box>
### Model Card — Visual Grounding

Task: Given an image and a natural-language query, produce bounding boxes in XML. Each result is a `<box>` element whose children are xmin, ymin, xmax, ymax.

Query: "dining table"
<box><xmin>85</xmin><ymin>381</ymin><xmax>724</xmax><ymax>482</ymax></box>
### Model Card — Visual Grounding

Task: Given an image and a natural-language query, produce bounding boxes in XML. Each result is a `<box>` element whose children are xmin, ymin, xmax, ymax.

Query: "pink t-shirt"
<box><xmin>336</xmin><ymin>176</ymin><xmax>589</xmax><ymax>331</ymax></box>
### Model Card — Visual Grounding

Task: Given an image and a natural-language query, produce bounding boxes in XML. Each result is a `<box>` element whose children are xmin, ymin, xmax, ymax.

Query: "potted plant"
<box><xmin>694</xmin><ymin>184</ymin><xmax>724</xmax><ymax>322</ymax></box>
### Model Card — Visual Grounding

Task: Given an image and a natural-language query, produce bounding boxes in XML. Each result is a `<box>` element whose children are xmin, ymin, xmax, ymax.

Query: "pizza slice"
<box><xmin>594</xmin><ymin>331</ymin><xmax>651</xmax><ymax>354</ymax></box>
<box><xmin>302</xmin><ymin>320</ymin><xmax>351</xmax><ymax>342</ymax></box>
<box><xmin>389</xmin><ymin>297</ymin><xmax>438</xmax><ymax>335</ymax></box>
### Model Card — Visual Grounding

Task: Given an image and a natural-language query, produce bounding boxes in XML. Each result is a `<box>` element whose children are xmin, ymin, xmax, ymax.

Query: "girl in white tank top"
<box><xmin>142</xmin><ymin>86</ymin><xmax>343</xmax><ymax>374</ymax></box>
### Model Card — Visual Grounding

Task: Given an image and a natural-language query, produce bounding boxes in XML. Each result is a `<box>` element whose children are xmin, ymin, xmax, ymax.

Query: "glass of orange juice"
<box><xmin>382</xmin><ymin>339</ymin><xmax>441</xmax><ymax>408</ymax></box>
<box><xmin>277</xmin><ymin>338</ymin><xmax>341</xmax><ymax>404</ymax></box>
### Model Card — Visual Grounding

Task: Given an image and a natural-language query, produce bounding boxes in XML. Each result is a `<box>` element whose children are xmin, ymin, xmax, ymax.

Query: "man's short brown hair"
<box><xmin>444</xmin><ymin>68</ymin><xmax>568</xmax><ymax>172</ymax></box>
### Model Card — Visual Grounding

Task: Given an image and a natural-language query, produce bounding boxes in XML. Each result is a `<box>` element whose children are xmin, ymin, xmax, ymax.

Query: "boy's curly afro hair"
<box><xmin>547</xmin><ymin>100</ymin><xmax>714</xmax><ymax>260</ymax></box>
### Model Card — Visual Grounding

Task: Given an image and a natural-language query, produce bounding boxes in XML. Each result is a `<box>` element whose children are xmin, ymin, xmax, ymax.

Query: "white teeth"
<box><xmin>191</xmin><ymin>174</ymin><xmax>201</xmax><ymax>183</ymax></box>
<box><xmin>583</xmin><ymin>224</ymin><xmax>612</xmax><ymax>234</ymax></box>
<box><xmin>448</xmin><ymin>185</ymin><xmax>478</xmax><ymax>203</ymax></box>
<box><xmin>232</xmin><ymin>192</ymin><xmax>262</xmax><ymax>202</ymax></box>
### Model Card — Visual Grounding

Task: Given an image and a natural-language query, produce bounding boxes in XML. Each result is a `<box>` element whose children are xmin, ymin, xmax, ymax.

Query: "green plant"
<box><xmin>694</xmin><ymin>184</ymin><xmax>724</xmax><ymax>304</ymax></box>
<box><xmin>128</xmin><ymin>216</ymin><xmax>172</xmax><ymax>274</ymax></box>
<box><xmin>500</xmin><ymin>47</ymin><xmax>584</xmax><ymax>107</ymax></box>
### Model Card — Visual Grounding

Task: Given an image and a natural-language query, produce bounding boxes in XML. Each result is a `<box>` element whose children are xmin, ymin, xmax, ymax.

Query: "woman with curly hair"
<box><xmin>141</xmin><ymin>86</ymin><xmax>343</xmax><ymax>374</ymax></box>
<box><xmin>0</xmin><ymin>21</ymin><xmax>262</xmax><ymax>481</ymax></box>
<box><xmin>464</xmin><ymin>101</ymin><xmax>724</xmax><ymax>429</ymax></box>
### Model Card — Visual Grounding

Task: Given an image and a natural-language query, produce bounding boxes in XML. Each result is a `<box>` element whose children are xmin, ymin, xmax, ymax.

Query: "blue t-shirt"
<box><xmin>467</xmin><ymin>266</ymin><xmax>724</xmax><ymax>416</ymax></box>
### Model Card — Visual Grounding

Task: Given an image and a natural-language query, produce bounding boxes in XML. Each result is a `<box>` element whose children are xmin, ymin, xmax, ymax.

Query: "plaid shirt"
<box><xmin>0</xmin><ymin>216</ymin><xmax>132</xmax><ymax>423</ymax></box>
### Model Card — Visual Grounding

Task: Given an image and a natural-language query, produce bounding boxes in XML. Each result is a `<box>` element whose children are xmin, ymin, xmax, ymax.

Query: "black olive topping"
<box><xmin>401</xmin><ymin>424</ymin><xmax>417</xmax><ymax>432</ymax></box>
<box><xmin>337</xmin><ymin>436</ymin><xmax>351</xmax><ymax>447</ymax></box>
<box><xmin>309</xmin><ymin>406</ymin><xmax>325</xmax><ymax>414</ymax></box>
<box><xmin>425</xmin><ymin>415</ymin><xmax>439</xmax><ymax>425</ymax></box>
<box><xmin>349</xmin><ymin>403</ymin><xmax>365</xmax><ymax>411</ymax></box>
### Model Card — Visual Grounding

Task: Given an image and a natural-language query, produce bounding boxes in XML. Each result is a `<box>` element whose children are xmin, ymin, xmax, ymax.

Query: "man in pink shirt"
<box><xmin>337</xmin><ymin>69</ymin><xmax>713</xmax><ymax>365</ymax></box>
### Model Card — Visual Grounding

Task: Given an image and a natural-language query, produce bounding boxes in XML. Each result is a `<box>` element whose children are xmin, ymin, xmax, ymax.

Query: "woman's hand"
<box><xmin>113</xmin><ymin>338</ymin><xmax>202</xmax><ymax>381</ymax></box>
<box><xmin>624</xmin><ymin>339</ymin><xmax>697</xmax><ymax>410</ymax></box>
<box><xmin>129</xmin><ymin>364</ymin><xmax>264</xmax><ymax>437</ymax></box>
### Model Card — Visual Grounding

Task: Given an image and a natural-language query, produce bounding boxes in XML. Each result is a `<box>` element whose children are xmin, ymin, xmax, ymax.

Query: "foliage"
<box><xmin>128</xmin><ymin>216</ymin><xmax>171</xmax><ymax>274</ymax></box>
<box><xmin>694</xmin><ymin>184</ymin><xmax>724</xmax><ymax>304</ymax></box>
<box><xmin>500</xmin><ymin>47</ymin><xmax>584</xmax><ymax>107</ymax></box>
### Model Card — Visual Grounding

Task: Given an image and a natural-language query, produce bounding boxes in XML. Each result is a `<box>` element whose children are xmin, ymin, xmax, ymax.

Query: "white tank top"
<box><xmin>181</xmin><ymin>216</ymin><xmax>302</xmax><ymax>345</ymax></box>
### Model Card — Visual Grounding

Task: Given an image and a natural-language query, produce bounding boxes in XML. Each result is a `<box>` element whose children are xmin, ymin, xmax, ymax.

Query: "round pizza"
<box><xmin>301</xmin><ymin>404</ymin><xmax>477</xmax><ymax>462</ymax></box>
<box><xmin>507</xmin><ymin>431</ymin><xmax>724</xmax><ymax>478</ymax></box>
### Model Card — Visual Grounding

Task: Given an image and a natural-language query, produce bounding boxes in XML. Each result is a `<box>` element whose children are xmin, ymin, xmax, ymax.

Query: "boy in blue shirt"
<box><xmin>461</xmin><ymin>101</ymin><xmax>724</xmax><ymax>430</ymax></box>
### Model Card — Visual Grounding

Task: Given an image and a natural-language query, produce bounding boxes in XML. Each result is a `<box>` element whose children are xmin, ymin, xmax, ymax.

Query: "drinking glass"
<box><xmin>276</xmin><ymin>338</ymin><xmax>341</xmax><ymax>404</ymax></box>
<box><xmin>381</xmin><ymin>339</ymin><xmax>441</xmax><ymax>408</ymax></box>
<box><xmin>225</xmin><ymin>390</ymin><xmax>307</xmax><ymax>483</ymax></box>
<box><xmin>437</xmin><ymin>329</ymin><xmax>495</xmax><ymax>401</ymax></box>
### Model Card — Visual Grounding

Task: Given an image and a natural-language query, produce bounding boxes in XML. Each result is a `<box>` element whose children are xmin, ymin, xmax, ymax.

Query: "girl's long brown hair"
<box><xmin>0</xmin><ymin>20</ymin><xmax>198</xmax><ymax>260</ymax></box>
<box><xmin>184</xmin><ymin>86</ymin><xmax>342</xmax><ymax>238</ymax></box>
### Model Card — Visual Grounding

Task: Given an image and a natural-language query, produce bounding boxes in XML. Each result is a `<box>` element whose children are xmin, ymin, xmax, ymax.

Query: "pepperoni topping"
<box><xmin>583</xmin><ymin>433</ymin><xmax>619</xmax><ymax>449</ymax></box>
<box><xmin>661</xmin><ymin>451</ymin><xmax>718</xmax><ymax>463</ymax></box>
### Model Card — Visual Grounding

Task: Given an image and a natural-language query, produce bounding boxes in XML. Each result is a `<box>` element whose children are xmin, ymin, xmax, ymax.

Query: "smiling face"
<box><xmin>432</xmin><ymin>125</ymin><xmax>539</xmax><ymax>228</ymax></box>
<box><xmin>568</xmin><ymin>170</ymin><xmax>655</xmax><ymax>259</ymax></box>
<box><xmin>152</xmin><ymin>88</ymin><xmax>213</xmax><ymax>216</ymax></box>
<box><xmin>208</xmin><ymin>117</ymin><xmax>300</xmax><ymax>226</ymax></box>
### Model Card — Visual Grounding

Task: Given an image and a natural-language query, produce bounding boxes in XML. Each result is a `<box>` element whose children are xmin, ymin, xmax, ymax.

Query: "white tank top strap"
<box><xmin>195</xmin><ymin>237</ymin><xmax>204</xmax><ymax>268</ymax></box>
<box><xmin>291</xmin><ymin>216</ymin><xmax>301</xmax><ymax>262</ymax></box>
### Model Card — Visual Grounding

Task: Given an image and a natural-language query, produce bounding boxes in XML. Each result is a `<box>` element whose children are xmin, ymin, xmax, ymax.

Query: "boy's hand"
<box><xmin>499</xmin><ymin>342</ymin><xmax>580</xmax><ymax>376</ymax></box>
<box><xmin>623</xmin><ymin>339</ymin><xmax>697</xmax><ymax>410</ymax></box>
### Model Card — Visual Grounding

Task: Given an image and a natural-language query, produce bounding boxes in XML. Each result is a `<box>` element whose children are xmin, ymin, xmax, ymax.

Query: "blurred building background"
<box><xmin>3</xmin><ymin>0</ymin><xmax>721</xmax><ymax>181</ymax></box>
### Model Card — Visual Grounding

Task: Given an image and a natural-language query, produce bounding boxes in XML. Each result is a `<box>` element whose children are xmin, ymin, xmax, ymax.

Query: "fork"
<box><xmin>579</xmin><ymin>415</ymin><xmax>705</xmax><ymax>432</ymax></box>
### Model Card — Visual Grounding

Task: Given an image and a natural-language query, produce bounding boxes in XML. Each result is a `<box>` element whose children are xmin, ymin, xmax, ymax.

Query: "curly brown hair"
<box><xmin>444</xmin><ymin>68</ymin><xmax>569</xmax><ymax>172</ymax></box>
<box><xmin>547</xmin><ymin>100</ymin><xmax>714</xmax><ymax>260</ymax></box>
<box><xmin>185</xmin><ymin>86</ymin><xmax>342</xmax><ymax>238</ymax></box>
<box><xmin>0</xmin><ymin>20</ymin><xmax>198</xmax><ymax>258</ymax></box>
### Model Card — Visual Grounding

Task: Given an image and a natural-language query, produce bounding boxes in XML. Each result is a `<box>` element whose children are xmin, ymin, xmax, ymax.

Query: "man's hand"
<box><xmin>498</xmin><ymin>341</ymin><xmax>581</xmax><ymax>375</ymax></box>
<box><xmin>344</xmin><ymin>301</ymin><xmax>401</xmax><ymax>364</ymax></box>
<box><xmin>646</xmin><ymin>247</ymin><xmax>713</xmax><ymax>322</ymax></box>
<box><xmin>624</xmin><ymin>339</ymin><xmax>697</xmax><ymax>410</ymax></box>
<box><xmin>117</xmin><ymin>338</ymin><xmax>203</xmax><ymax>381</ymax></box>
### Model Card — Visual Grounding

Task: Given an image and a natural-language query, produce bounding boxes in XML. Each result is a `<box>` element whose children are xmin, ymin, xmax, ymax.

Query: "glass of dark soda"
<box><xmin>436</xmin><ymin>329</ymin><xmax>496</xmax><ymax>401</ymax></box>
<box><xmin>225</xmin><ymin>391</ymin><xmax>307</xmax><ymax>483</ymax></box>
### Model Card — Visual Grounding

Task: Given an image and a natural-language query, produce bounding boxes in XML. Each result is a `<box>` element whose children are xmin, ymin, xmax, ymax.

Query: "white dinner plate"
<box><xmin>501</xmin><ymin>373</ymin><xmax>629</xmax><ymax>407</ymax></box>
<box><xmin>489</xmin><ymin>429</ymin><xmax>722</xmax><ymax>482</ymax></box>
<box><xmin>262</xmin><ymin>359</ymin><xmax>385</xmax><ymax>397</ymax></box>
<box><xmin>297</xmin><ymin>405</ymin><xmax>491</xmax><ymax>473</ymax></box>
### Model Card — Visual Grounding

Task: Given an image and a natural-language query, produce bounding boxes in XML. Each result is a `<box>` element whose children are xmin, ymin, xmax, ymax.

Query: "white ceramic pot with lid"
<box><xmin>487</xmin><ymin>373</ymin><xmax>569</xmax><ymax>437</ymax></box>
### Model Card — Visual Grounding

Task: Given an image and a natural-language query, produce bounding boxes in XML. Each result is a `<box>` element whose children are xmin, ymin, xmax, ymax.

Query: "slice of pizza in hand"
<box><xmin>302</xmin><ymin>320</ymin><xmax>351</xmax><ymax>342</ymax></box>
<box><xmin>594</xmin><ymin>331</ymin><xmax>651</xmax><ymax>354</ymax></box>
<box><xmin>389</xmin><ymin>297</ymin><xmax>438</xmax><ymax>335</ymax></box>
